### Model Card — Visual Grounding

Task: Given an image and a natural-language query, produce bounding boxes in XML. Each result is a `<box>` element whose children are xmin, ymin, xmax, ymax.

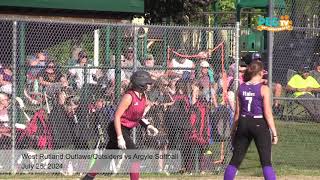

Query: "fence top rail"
<box><xmin>293</xmin><ymin>27</ymin><xmax>320</xmax><ymax>31</ymax></box>
<box><xmin>0</xmin><ymin>14</ymin><xmax>236</xmax><ymax>30</ymax></box>
<box><xmin>274</xmin><ymin>97</ymin><xmax>320</xmax><ymax>101</ymax></box>
<box><xmin>25</xmin><ymin>65</ymin><xmax>201</xmax><ymax>70</ymax></box>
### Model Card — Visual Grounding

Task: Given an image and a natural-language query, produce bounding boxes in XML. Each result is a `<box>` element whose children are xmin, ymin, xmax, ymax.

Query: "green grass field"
<box><xmin>0</xmin><ymin>118</ymin><xmax>319</xmax><ymax>179</ymax></box>
<box><xmin>239</xmin><ymin>119</ymin><xmax>320</xmax><ymax>177</ymax></box>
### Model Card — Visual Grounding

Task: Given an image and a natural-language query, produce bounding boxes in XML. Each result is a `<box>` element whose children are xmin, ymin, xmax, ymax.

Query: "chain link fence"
<box><xmin>0</xmin><ymin>0</ymin><xmax>319</xmax><ymax>177</ymax></box>
<box><xmin>271</xmin><ymin>0</ymin><xmax>320</xmax><ymax>121</ymax></box>
<box><xmin>270</xmin><ymin>0</ymin><xmax>320</xmax><ymax>174</ymax></box>
<box><xmin>0</xmin><ymin>17</ymin><xmax>238</xmax><ymax>177</ymax></box>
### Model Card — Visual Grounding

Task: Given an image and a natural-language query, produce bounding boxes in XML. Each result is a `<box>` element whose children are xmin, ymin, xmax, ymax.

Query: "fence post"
<box><xmin>94</xmin><ymin>29</ymin><xmax>100</xmax><ymax>67</ymax></box>
<box><xmin>11</xmin><ymin>20</ymin><xmax>18</xmax><ymax>175</ymax></box>
<box><xmin>115</xmin><ymin>26</ymin><xmax>122</xmax><ymax>104</ymax></box>
<box><xmin>234</xmin><ymin>23</ymin><xmax>240</xmax><ymax>93</ymax></box>
<box><xmin>105</xmin><ymin>26</ymin><xmax>111</xmax><ymax>65</ymax></box>
<box><xmin>132</xmin><ymin>24</ymin><xmax>139</xmax><ymax>144</ymax></box>
<box><xmin>133</xmin><ymin>24</ymin><xmax>138</xmax><ymax>72</ymax></box>
<box><xmin>18</xmin><ymin>22</ymin><xmax>26</xmax><ymax>124</ymax></box>
<box><xmin>268</xmin><ymin>0</ymin><xmax>274</xmax><ymax>107</ymax></box>
<box><xmin>163</xmin><ymin>28</ymin><xmax>168</xmax><ymax>67</ymax></box>
<box><xmin>143</xmin><ymin>28</ymin><xmax>148</xmax><ymax>58</ymax></box>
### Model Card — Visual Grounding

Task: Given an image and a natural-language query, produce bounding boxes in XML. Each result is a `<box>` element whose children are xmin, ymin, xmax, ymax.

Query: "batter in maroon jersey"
<box><xmin>82</xmin><ymin>70</ymin><xmax>158</xmax><ymax>180</ymax></box>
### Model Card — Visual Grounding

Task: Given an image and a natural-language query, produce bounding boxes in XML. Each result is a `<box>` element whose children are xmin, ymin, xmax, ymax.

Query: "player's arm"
<box><xmin>261</xmin><ymin>70</ymin><xmax>269</xmax><ymax>84</ymax></box>
<box><xmin>307</xmin><ymin>79</ymin><xmax>320</xmax><ymax>92</ymax></box>
<box><xmin>139</xmin><ymin>95</ymin><xmax>152</xmax><ymax>128</ymax></box>
<box><xmin>310</xmin><ymin>87</ymin><xmax>320</xmax><ymax>92</ymax></box>
<box><xmin>262</xmin><ymin>85</ymin><xmax>278</xmax><ymax>144</ymax></box>
<box><xmin>142</xmin><ymin>94</ymin><xmax>152</xmax><ymax>118</ymax></box>
<box><xmin>286</xmin><ymin>84</ymin><xmax>306</xmax><ymax>92</ymax></box>
<box><xmin>114</xmin><ymin>94</ymin><xmax>132</xmax><ymax>137</ymax></box>
<box><xmin>139</xmin><ymin>95</ymin><xmax>159</xmax><ymax>136</ymax></box>
<box><xmin>38</xmin><ymin>76</ymin><xmax>52</xmax><ymax>87</ymax></box>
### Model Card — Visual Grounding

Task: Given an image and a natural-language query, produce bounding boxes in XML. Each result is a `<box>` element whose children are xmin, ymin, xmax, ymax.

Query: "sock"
<box><xmin>224</xmin><ymin>165</ymin><xmax>237</xmax><ymax>180</ymax></box>
<box><xmin>130</xmin><ymin>162</ymin><xmax>140</xmax><ymax>180</ymax></box>
<box><xmin>82</xmin><ymin>173</ymin><xmax>96</xmax><ymax>180</ymax></box>
<box><xmin>263</xmin><ymin>166</ymin><xmax>276</xmax><ymax>180</ymax></box>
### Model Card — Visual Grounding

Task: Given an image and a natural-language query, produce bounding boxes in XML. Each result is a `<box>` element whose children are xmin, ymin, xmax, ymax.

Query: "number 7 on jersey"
<box><xmin>245</xmin><ymin>96</ymin><xmax>253</xmax><ymax>112</ymax></box>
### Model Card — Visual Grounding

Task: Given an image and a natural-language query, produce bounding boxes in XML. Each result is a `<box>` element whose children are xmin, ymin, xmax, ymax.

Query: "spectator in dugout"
<box><xmin>168</xmin><ymin>49</ymin><xmax>195</xmax><ymax>80</ymax></box>
<box><xmin>36</xmin><ymin>51</ymin><xmax>48</xmax><ymax>66</ymax></box>
<box><xmin>102</xmin><ymin>54</ymin><xmax>130</xmax><ymax>100</ymax></box>
<box><xmin>69</xmin><ymin>47</ymin><xmax>83</xmax><ymax>66</ymax></box>
<box><xmin>121</xmin><ymin>47</ymin><xmax>142</xmax><ymax>68</ymax></box>
<box><xmin>0</xmin><ymin>93</ymin><xmax>10</xmax><ymax>128</ymax></box>
<box><xmin>163</xmin><ymin>79</ymin><xmax>191</xmax><ymax>173</ymax></box>
<box><xmin>28</xmin><ymin>51</ymin><xmax>48</xmax><ymax>76</ymax></box>
<box><xmin>310</xmin><ymin>60</ymin><xmax>320</xmax><ymax>98</ymax></box>
<box><xmin>184</xmin><ymin>79</ymin><xmax>211</xmax><ymax>173</ymax></box>
<box><xmin>121</xmin><ymin>47</ymin><xmax>142</xmax><ymax>78</ymax></box>
<box><xmin>0</xmin><ymin>93</ymin><xmax>11</xmax><ymax>149</ymax></box>
<box><xmin>143</xmin><ymin>54</ymin><xmax>165</xmax><ymax>80</ymax></box>
<box><xmin>48</xmin><ymin>90</ymin><xmax>76</xmax><ymax>149</ymax></box>
<box><xmin>87</xmin><ymin>93</ymin><xmax>110</xmax><ymax>146</ymax></box>
<box><xmin>38</xmin><ymin>61</ymin><xmax>62</xmax><ymax>88</ymax></box>
<box><xmin>286</xmin><ymin>64</ymin><xmax>320</xmax><ymax>122</ymax></box>
<box><xmin>0</xmin><ymin>64</ymin><xmax>12</xmax><ymax>95</ymax></box>
<box><xmin>195</xmin><ymin>60</ymin><xmax>218</xmax><ymax>108</ymax></box>
<box><xmin>243</xmin><ymin>52</ymin><xmax>283</xmax><ymax>111</ymax></box>
<box><xmin>310</xmin><ymin>60</ymin><xmax>320</xmax><ymax>84</ymax></box>
<box><xmin>69</xmin><ymin>50</ymin><xmax>97</xmax><ymax>90</ymax></box>
<box><xmin>105</xmin><ymin>54</ymin><xmax>128</xmax><ymax>83</ymax></box>
<box><xmin>227</xmin><ymin>59</ymin><xmax>247</xmax><ymax>111</ymax></box>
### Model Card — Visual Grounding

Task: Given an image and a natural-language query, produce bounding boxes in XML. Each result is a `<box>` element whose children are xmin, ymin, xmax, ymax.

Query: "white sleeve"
<box><xmin>107</xmin><ymin>69</ymin><xmax>115</xmax><ymax>81</ymax></box>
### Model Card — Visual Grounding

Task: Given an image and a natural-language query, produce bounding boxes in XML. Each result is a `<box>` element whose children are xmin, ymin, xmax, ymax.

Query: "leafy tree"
<box><xmin>144</xmin><ymin>0</ymin><xmax>214</xmax><ymax>25</ymax></box>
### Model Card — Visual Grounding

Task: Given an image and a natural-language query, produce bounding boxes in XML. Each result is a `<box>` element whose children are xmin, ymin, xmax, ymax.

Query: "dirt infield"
<box><xmin>140</xmin><ymin>176</ymin><xmax>320</xmax><ymax>180</ymax></box>
<box><xmin>102</xmin><ymin>176</ymin><xmax>320</xmax><ymax>180</ymax></box>
<box><xmin>1</xmin><ymin>175</ymin><xmax>320</xmax><ymax>180</ymax></box>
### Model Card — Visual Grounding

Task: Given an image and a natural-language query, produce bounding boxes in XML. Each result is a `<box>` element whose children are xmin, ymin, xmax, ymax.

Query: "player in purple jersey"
<box><xmin>224</xmin><ymin>61</ymin><xmax>278</xmax><ymax>180</ymax></box>
<box><xmin>243</xmin><ymin>52</ymin><xmax>283</xmax><ymax>111</ymax></box>
<box><xmin>82</xmin><ymin>70</ymin><xmax>158</xmax><ymax>180</ymax></box>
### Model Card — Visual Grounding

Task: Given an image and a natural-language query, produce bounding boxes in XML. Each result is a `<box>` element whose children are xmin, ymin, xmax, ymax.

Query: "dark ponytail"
<box><xmin>243</xmin><ymin>61</ymin><xmax>264</xmax><ymax>82</ymax></box>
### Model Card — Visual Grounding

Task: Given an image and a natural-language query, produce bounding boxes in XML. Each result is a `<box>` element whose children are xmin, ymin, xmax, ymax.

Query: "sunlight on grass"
<box><xmin>239</xmin><ymin>120</ymin><xmax>320</xmax><ymax>176</ymax></box>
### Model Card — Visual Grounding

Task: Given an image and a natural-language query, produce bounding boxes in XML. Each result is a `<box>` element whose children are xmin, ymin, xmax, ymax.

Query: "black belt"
<box><xmin>241</xmin><ymin>114</ymin><xmax>263</xmax><ymax>119</ymax></box>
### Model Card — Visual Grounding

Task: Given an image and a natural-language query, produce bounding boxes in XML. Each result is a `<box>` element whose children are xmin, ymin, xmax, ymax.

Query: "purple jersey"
<box><xmin>238</xmin><ymin>82</ymin><xmax>264</xmax><ymax>117</ymax></box>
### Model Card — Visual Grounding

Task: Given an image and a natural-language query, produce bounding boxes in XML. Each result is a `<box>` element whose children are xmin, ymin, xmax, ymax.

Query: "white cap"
<box><xmin>200</xmin><ymin>60</ymin><xmax>210</xmax><ymax>68</ymax></box>
<box><xmin>198</xmin><ymin>51</ymin><xmax>209</xmax><ymax>59</ymax></box>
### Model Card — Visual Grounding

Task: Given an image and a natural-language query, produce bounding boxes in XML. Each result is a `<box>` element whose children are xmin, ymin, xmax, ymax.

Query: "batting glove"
<box><xmin>117</xmin><ymin>135</ymin><xmax>126</xmax><ymax>149</ymax></box>
<box><xmin>147</xmin><ymin>125</ymin><xmax>159</xmax><ymax>136</ymax></box>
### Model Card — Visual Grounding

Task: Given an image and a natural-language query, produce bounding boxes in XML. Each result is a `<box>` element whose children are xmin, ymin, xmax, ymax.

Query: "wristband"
<box><xmin>139</xmin><ymin>118</ymin><xmax>151</xmax><ymax>128</ymax></box>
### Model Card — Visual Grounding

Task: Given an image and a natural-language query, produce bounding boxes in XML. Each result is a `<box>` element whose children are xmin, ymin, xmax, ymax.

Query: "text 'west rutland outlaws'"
<box><xmin>22</xmin><ymin>153</ymin><xmax>179</xmax><ymax>160</ymax></box>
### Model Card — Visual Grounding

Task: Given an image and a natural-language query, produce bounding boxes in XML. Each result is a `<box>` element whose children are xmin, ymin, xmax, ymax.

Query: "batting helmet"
<box><xmin>130</xmin><ymin>70</ymin><xmax>155</xmax><ymax>92</ymax></box>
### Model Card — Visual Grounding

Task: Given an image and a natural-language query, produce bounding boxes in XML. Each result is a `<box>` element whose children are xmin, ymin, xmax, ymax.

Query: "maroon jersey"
<box><xmin>238</xmin><ymin>82</ymin><xmax>264</xmax><ymax>117</ymax></box>
<box><xmin>120</xmin><ymin>91</ymin><xmax>146</xmax><ymax>128</ymax></box>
